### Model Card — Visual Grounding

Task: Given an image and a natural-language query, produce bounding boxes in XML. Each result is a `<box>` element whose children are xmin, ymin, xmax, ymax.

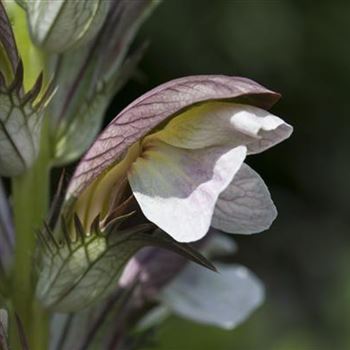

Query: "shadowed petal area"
<box><xmin>211</xmin><ymin>163</ymin><xmax>277</xmax><ymax>234</ymax></box>
<box><xmin>128</xmin><ymin>141</ymin><xmax>247</xmax><ymax>242</ymax></box>
<box><xmin>148</xmin><ymin>102</ymin><xmax>292</xmax><ymax>153</ymax></box>
<box><xmin>160</xmin><ymin>263</ymin><xmax>264</xmax><ymax>329</ymax></box>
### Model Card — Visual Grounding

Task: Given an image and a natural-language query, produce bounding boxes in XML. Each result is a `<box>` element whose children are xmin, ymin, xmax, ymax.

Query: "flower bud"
<box><xmin>36</xmin><ymin>217</ymin><xmax>213</xmax><ymax>312</ymax></box>
<box><xmin>51</xmin><ymin>0</ymin><xmax>158</xmax><ymax>165</ymax></box>
<box><xmin>36</xmin><ymin>218</ymin><xmax>152</xmax><ymax>312</ymax></box>
<box><xmin>25</xmin><ymin>0</ymin><xmax>110</xmax><ymax>53</ymax></box>
<box><xmin>0</xmin><ymin>2</ymin><xmax>52</xmax><ymax>177</ymax></box>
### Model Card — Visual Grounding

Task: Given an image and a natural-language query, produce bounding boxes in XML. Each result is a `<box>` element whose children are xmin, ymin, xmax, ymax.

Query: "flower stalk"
<box><xmin>11</xmin><ymin>118</ymin><xmax>51</xmax><ymax>350</ymax></box>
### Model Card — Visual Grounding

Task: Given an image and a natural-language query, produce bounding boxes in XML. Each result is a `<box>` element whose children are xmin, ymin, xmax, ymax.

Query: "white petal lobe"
<box><xmin>211</xmin><ymin>163</ymin><xmax>277</xmax><ymax>234</ymax></box>
<box><xmin>230</xmin><ymin>106</ymin><xmax>293</xmax><ymax>154</ymax></box>
<box><xmin>128</xmin><ymin>141</ymin><xmax>247</xmax><ymax>242</ymax></box>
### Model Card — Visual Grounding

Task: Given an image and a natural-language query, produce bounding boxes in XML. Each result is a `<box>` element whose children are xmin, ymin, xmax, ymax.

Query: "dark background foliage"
<box><xmin>107</xmin><ymin>1</ymin><xmax>350</xmax><ymax>349</ymax></box>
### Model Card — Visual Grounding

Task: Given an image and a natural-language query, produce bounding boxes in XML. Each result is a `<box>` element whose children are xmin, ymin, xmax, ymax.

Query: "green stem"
<box><xmin>11</xmin><ymin>120</ymin><xmax>51</xmax><ymax>350</ymax></box>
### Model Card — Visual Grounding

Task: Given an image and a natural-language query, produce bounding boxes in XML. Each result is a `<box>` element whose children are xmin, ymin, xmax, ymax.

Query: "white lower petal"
<box><xmin>160</xmin><ymin>263</ymin><xmax>264</xmax><ymax>329</ymax></box>
<box><xmin>128</xmin><ymin>141</ymin><xmax>247</xmax><ymax>242</ymax></box>
<box><xmin>211</xmin><ymin>163</ymin><xmax>277</xmax><ymax>234</ymax></box>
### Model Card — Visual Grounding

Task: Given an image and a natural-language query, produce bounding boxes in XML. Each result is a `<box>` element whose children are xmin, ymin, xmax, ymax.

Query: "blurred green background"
<box><xmin>109</xmin><ymin>1</ymin><xmax>350</xmax><ymax>349</ymax></box>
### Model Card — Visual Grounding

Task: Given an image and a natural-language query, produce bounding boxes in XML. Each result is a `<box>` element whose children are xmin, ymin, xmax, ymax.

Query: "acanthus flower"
<box><xmin>67</xmin><ymin>75</ymin><xmax>292</xmax><ymax>243</ymax></box>
<box><xmin>36</xmin><ymin>75</ymin><xmax>292</xmax><ymax>312</ymax></box>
